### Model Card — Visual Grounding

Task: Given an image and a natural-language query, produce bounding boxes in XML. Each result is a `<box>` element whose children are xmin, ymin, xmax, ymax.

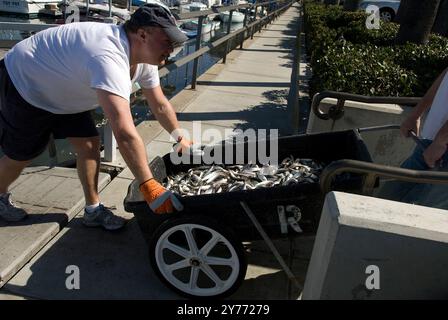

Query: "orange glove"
<box><xmin>139</xmin><ymin>178</ymin><xmax>183</xmax><ymax>214</ymax></box>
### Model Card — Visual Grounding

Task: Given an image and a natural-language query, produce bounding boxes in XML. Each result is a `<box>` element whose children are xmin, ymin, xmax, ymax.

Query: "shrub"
<box><xmin>311</xmin><ymin>42</ymin><xmax>418</xmax><ymax>97</ymax></box>
<box><xmin>304</xmin><ymin>1</ymin><xmax>448</xmax><ymax>97</ymax></box>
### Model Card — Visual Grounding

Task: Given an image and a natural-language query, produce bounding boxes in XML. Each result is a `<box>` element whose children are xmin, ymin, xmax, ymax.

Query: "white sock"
<box><xmin>85</xmin><ymin>203</ymin><xmax>101</xmax><ymax>214</ymax></box>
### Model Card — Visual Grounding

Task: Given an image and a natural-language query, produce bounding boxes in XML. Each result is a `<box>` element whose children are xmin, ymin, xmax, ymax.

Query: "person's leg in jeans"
<box><xmin>375</xmin><ymin>140</ymin><xmax>432</xmax><ymax>202</ymax></box>
<box><xmin>410</xmin><ymin>149</ymin><xmax>448</xmax><ymax>209</ymax></box>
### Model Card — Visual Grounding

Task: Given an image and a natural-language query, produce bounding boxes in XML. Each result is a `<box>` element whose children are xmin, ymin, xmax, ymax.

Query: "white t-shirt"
<box><xmin>4</xmin><ymin>22</ymin><xmax>160</xmax><ymax>114</ymax></box>
<box><xmin>421</xmin><ymin>71</ymin><xmax>448</xmax><ymax>140</ymax></box>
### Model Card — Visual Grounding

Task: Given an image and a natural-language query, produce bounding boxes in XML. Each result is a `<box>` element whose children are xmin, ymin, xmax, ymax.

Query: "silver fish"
<box><xmin>162</xmin><ymin>156</ymin><xmax>324</xmax><ymax>196</ymax></box>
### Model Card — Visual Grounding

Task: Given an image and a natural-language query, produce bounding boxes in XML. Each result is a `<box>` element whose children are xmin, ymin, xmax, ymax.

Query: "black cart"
<box><xmin>124</xmin><ymin>129</ymin><xmax>373</xmax><ymax>298</ymax></box>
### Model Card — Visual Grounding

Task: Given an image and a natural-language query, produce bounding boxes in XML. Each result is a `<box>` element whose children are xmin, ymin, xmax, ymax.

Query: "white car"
<box><xmin>358</xmin><ymin>0</ymin><xmax>401</xmax><ymax>22</ymax></box>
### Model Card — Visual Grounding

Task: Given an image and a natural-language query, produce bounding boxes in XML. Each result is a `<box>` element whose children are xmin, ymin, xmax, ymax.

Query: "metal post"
<box><xmin>63</xmin><ymin>0</ymin><xmax>67</xmax><ymax>21</ymax></box>
<box><xmin>223</xmin><ymin>40</ymin><xmax>230</xmax><ymax>64</ymax></box>
<box><xmin>191</xmin><ymin>15</ymin><xmax>205</xmax><ymax>90</ymax></box>
<box><xmin>226</xmin><ymin>10</ymin><xmax>233</xmax><ymax>34</ymax></box>
<box><xmin>290</xmin><ymin>1</ymin><xmax>301</xmax><ymax>134</ymax></box>
<box><xmin>104</xmin><ymin>122</ymin><xmax>117</xmax><ymax>163</ymax></box>
<box><xmin>240</xmin><ymin>9</ymin><xmax>248</xmax><ymax>49</ymax></box>
<box><xmin>223</xmin><ymin>10</ymin><xmax>233</xmax><ymax>64</ymax></box>
<box><xmin>240</xmin><ymin>202</ymin><xmax>303</xmax><ymax>291</ymax></box>
<box><xmin>86</xmin><ymin>0</ymin><xmax>89</xmax><ymax>17</ymax></box>
<box><xmin>48</xmin><ymin>135</ymin><xmax>57</xmax><ymax>167</ymax></box>
<box><xmin>127</xmin><ymin>0</ymin><xmax>131</xmax><ymax>11</ymax></box>
<box><xmin>108</xmin><ymin>0</ymin><xmax>112</xmax><ymax>17</ymax></box>
<box><xmin>264</xmin><ymin>6</ymin><xmax>268</xmax><ymax>28</ymax></box>
<box><xmin>184</xmin><ymin>44</ymin><xmax>190</xmax><ymax>87</ymax></box>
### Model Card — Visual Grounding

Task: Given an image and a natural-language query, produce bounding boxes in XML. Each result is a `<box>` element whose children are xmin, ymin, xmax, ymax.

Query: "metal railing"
<box><xmin>288</xmin><ymin>0</ymin><xmax>302</xmax><ymax>134</ymax></box>
<box><xmin>311</xmin><ymin>95</ymin><xmax>448</xmax><ymax>198</ymax></box>
<box><xmin>0</xmin><ymin>0</ymin><xmax>293</xmax><ymax>163</ymax></box>
<box><xmin>311</xmin><ymin>90</ymin><xmax>422</xmax><ymax>121</ymax></box>
<box><xmin>320</xmin><ymin>158</ymin><xmax>448</xmax><ymax>196</ymax></box>
<box><xmin>159</xmin><ymin>1</ymin><xmax>291</xmax><ymax>88</ymax></box>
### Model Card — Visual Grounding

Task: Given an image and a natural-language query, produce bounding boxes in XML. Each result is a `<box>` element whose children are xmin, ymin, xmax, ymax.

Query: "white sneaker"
<box><xmin>0</xmin><ymin>193</ymin><xmax>28</xmax><ymax>222</ymax></box>
<box><xmin>83</xmin><ymin>204</ymin><xmax>126</xmax><ymax>231</ymax></box>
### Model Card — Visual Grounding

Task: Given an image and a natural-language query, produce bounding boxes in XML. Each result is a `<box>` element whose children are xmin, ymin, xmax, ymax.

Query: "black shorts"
<box><xmin>0</xmin><ymin>60</ymin><xmax>99</xmax><ymax>161</ymax></box>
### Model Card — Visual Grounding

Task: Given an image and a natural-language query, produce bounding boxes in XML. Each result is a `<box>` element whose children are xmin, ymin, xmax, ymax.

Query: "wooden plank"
<box><xmin>36</xmin><ymin>171</ymin><xmax>111</xmax><ymax>210</ymax></box>
<box><xmin>9</xmin><ymin>175</ymin><xmax>52</xmax><ymax>205</ymax></box>
<box><xmin>38</xmin><ymin>177</ymin><xmax>83</xmax><ymax>209</ymax></box>
<box><xmin>9</xmin><ymin>174</ymin><xmax>34</xmax><ymax>192</ymax></box>
<box><xmin>16</xmin><ymin>176</ymin><xmax>66</xmax><ymax>207</ymax></box>
<box><xmin>26</xmin><ymin>167</ymin><xmax>81</xmax><ymax>179</ymax></box>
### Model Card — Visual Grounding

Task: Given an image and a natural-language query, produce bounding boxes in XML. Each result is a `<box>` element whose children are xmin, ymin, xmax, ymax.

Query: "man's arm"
<box><xmin>143</xmin><ymin>85</ymin><xmax>179</xmax><ymax>135</ymax></box>
<box><xmin>401</xmin><ymin>68</ymin><xmax>448</xmax><ymax>137</ymax></box>
<box><xmin>97</xmin><ymin>88</ymin><xmax>182</xmax><ymax>213</ymax></box>
<box><xmin>142</xmin><ymin>85</ymin><xmax>192</xmax><ymax>151</ymax></box>
<box><xmin>97</xmin><ymin>89</ymin><xmax>153</xmax><ymax>184</ymax></box>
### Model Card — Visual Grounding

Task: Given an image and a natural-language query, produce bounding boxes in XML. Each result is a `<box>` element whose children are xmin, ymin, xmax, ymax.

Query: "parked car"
<box><xmin>359</xmin><ymin>0</ymin><xmax>401</xmax><ymax>22</ymax></box>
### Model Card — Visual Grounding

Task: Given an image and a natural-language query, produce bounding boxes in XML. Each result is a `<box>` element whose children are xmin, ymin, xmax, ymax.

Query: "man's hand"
<box><xmin>139</xmin><ymin>178</ymin><xmax>183</xmax><ymax>214</ymax></box>
<box><xmin>401</xmin><ymin>115</ymin><xmax>421</xmax><ymax>138</ymax></box>
<box><xmin>174</xmin><ymin>136</ymin><xmax>194</xmax><ymax>154</ymax></box>
<box><xmin>423</xmin><ymin>140</ymin><xmax>446</xmax><ymax>168</ymax></box>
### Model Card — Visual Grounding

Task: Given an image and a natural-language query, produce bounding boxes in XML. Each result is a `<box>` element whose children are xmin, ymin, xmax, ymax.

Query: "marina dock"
<box><xmin>0</xmin><ymin>2</ymin><xmax>307</xmax><ymax>299</ymax></box>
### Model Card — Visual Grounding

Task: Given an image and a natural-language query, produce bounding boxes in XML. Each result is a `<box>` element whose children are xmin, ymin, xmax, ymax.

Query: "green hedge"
<box><xmin>305</xmin><ymin>1</ymin><xmax>448</xmax><ymax>97</ymax></box>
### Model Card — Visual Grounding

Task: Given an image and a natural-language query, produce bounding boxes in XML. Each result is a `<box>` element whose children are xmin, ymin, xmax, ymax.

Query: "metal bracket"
<box><xmin>241</xmin><ymin>201</ymin><xmax>303</xmax><ymax>291</ymax></box>
<box><xmin>327</xmin><ymin>99</ymin><xmax>345</xmax><ymax>121</ymax></box>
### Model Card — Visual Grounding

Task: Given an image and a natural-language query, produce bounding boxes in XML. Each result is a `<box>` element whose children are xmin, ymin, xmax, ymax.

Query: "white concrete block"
<box><xmin>303</xmin><ymin>192</ymin><xmax>448</xmax><ymax>299</ymax></box>
<box><xmin>306</xmin><ymin>97</ymin><xmax>415</xmax><ymax>166</ymax></box>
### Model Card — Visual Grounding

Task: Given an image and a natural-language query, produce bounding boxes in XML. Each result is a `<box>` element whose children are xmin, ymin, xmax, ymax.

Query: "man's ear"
<box><xmin>137</xmin><ymin>28</ymin><xmax>147</xmax><ymax>42</ymax></box>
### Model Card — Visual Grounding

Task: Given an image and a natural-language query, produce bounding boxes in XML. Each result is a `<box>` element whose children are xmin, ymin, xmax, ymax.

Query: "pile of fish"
<box><xmin>163</xmin><ymin>156</ymin><xmax>324</xmax><ymax>196</ymax></box>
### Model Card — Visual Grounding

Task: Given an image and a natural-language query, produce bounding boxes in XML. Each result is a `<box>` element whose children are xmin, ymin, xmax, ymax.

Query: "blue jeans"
<box><xmin>376</xmin><ymin>139</ymin><xmax>448</xmax><ymax>209</ymax></box>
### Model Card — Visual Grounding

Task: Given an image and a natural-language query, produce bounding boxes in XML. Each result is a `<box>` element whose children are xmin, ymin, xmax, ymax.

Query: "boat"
<box><xmin>69</xmin><ymin>0</ymin><xmax>131</xmax><ymax>20</ymax></box>
<box><xmin>132</xmin><ymin>0</ymin><xmax>178</xmax><ymax>7</ymax></box>
<box><xmin>189</xmin><ymin>2</ymin><xmax>207</xmax><ymax>11</ymax></box>
<box><xmin>199</xmin><ymin>0</ymin><xmax>222</xmax><ymax>7</ymax></box>
<box><xmin>219</xmin><ymin>10</ymin><xmax>245</xmax><ymax>23</ymax></box>
<box><xmin>0</xmin><ymin>0</ymin><xmax>62</xmax><ymax>15</ymax></box>
<box><xmin>249</xmin><ymin>7</ymin><xmax>267</xmax><ymax>18</ymax></box>
<box><xmin>180</xmin><ymin>17</ymin><xmax>220</xmax><ymax>38</ymax></box>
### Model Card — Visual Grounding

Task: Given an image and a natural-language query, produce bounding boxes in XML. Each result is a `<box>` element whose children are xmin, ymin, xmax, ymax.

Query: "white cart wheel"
<box><xmin>149</xmin><ymin>216</ymin><xmax>247</xmax><ymax>299</ymax></box>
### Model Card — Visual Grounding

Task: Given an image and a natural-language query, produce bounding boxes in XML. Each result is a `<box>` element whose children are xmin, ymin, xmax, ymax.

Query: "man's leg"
<box><xmin>375</xmin><ymin>142</ymin><xmax>429</xmax><ymax>202</ymax></box>
<box><xmin>0</xmin><ymin>155</ymin><xmax>31</xmax><ymax>194</ymax></box>
<box><xmin>0</xmin><ymin>155</ymin><xmax>31</xmax><ymax>221</ymax></box>
<box><xmin>67</xmin><ymin>136</ymin><xmax>126</xmax><ymax>231</ymax></box>
<box><xmin>67</xmin><ymin>136</ymin><xmax>101</xmax><ymax>206</ymax></box>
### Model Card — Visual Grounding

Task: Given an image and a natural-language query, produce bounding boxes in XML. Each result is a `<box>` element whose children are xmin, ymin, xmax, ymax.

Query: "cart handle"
<box><xmin>312</xmin><ymin>91</ymin><xmax>421</xmax><ymax>121</ymax></box>
<box><xmin>320</xmin><ymin>159</ymin><xmax>448</xmax><ymax>195</ymax></box>
<box><xmin>357</xmin><ymin>124</ymin><xmax>401</xmax><ymax>133</ymax></box>
<box><xmin>357</xmin><ymin>125</ymin><xmax>429</xmax><ymax>151</ymax></box>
